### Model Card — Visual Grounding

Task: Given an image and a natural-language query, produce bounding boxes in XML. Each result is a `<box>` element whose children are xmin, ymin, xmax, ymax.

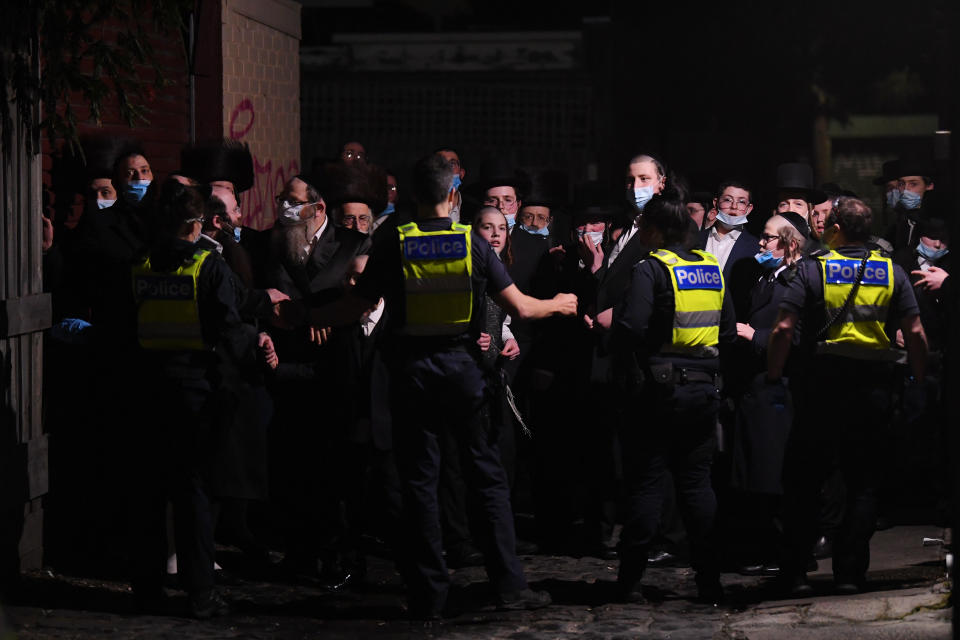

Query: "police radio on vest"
<box><xmin>404</xmin><ymin>234</ymin><xmax>468</xmax><ymax>260</ymax></box>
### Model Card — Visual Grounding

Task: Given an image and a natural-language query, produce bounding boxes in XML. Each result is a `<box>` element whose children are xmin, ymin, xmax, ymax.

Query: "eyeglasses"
<box><xmin>759</xmin><ymin>233</ymin><xmax>779</xmax><ymax>244</ymax></box>
<box><xmin>343</xmin><ymin>214</ymin><xmax>372</xmax><ymax>224</ymax></box>
<box><xmin>718</xmin><ymin>196</ymin><xmax>750</xmax><ymax>210</ymax></box>
<box><xmin>342</xmin><ymin>150</ymin><xmax>367</xmax><ymax>161</ymax></box>
<box><xmin>275</xmin><ymin>196</ymin><xmax>315</xmax><ymax>206</ymax></box>
<box><xmin>519</xmin><ymin>212</ymin><xmax>550</xmax><ymax>225</ymax></box>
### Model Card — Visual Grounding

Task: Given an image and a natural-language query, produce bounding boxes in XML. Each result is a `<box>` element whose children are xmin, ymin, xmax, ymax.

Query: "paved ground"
<box><xmin>1</xmin><ymin>525</ymin><xmax>951</xmax><ymax>639</ymax></box>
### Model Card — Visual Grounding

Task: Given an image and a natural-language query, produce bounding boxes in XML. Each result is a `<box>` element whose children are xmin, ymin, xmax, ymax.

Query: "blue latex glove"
<box><xmin>50</xmin><ymin>318</ymin><xmax>93</xmax><ymax>345</ymax></box>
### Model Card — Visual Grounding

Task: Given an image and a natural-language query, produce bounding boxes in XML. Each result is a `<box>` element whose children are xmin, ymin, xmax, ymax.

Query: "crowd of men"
<box><xmin>39</xmin><ymin>135</ymin><xmax>956</xmax><ymax>619</ymax></box>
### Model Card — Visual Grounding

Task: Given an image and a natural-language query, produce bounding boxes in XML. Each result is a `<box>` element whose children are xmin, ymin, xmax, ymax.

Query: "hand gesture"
<box><xmin>258</xmin><ymin>332</ymin><xmax>279</xmax><ymax>369</ymax></box>
<box><xmin>552</xmin><ymin>292</ymin><xmax>578</xmax><ymax>316</ymax></box>
<box><xmin>500</xmin><ymin>338</ymin><xmax>520</xmax><ymax>360</ymax></box>
<box><xmin>911</xmin><ymin>266</ymin><xmax>949</xmax><ymax>292</ymax></box>
<box><xmin>477</xmin><ymin>332</ymin><xmax>492</xmax><ymax>352</ymax></box>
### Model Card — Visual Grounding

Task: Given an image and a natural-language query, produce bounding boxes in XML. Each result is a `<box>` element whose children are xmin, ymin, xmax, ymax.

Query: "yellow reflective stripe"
<box><xmin>649</xmin><ymin>249</ymin><xmax>724</xmax><ymax>349</ymax></box>
<box><xmin>133</xmin><ymin>250</ymin><xmax>211</xmax><ymax>351</ymax></box>
<box><xmin>818</xmin><ymin>249</ymin><xmax>893</xmax><ymax>350</ymax></box>
<box><xmin>398</xmin><ymin>222</ymin><xmax>473</xmax><ymax>334</ymax></box>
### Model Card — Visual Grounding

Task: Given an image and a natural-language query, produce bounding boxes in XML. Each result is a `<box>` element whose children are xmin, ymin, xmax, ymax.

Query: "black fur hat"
<box><xmin>319</xmin><ymin>161</ymin><xmax>388</xmax><ymax>215</ymax></box>
<box><xmin>180</xmin><ymin>138</ymin><xmax>254</xmax><ymax>193</ymax></box>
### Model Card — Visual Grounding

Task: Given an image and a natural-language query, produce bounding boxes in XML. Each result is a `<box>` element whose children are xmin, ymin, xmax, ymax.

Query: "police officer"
<box><xmin>310</xmin><ymin>154</ymin><xmax>577</xmax><ymax>619</ymax></box>
<box><xmin>767</xmin><ymin>196</ymin><xmax>927</xmax><ymax>596</ymax></box>
<box><xmin>609</xmin><ymin>189</ymin><xmax>735</xmax><ymax>605</ymax></box>
<box><xmin>130</xmin><ymin>179</ymin><xmax>261</xmax><ymax>618</ymax></box>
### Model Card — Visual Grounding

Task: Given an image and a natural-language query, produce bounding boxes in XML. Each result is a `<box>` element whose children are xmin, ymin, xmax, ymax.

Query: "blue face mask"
<box><xmin>885</xmin><ymin>189</ymin><xmax>900</xmax><ymax>209</ymax></box>
<box><xmin>633</xmin><ymin>186</ymin><xmax>654</xmax><ymax>211</ymax></box>
<box><xmin>505</xmin><ymin>213</ymin><xmax>516</xmax><ymax>230</ymax></box>
<box><xmin>123</xmin><ymin>180</ymin><xmax>151</xmax><ymax>203</ymax></box>
<box><xmin>450</xmin><ymin>174</ymin><xmax>462</xmax><ymax>193</ymax></box>
<box><xmin>97</xmin><ymin>198</ymin><xmax>116</xmax><ymax>210</ymax></box>
<box><xmin>754</xmin><ymin>250</ymin><xmax>783</xmax><ymax>269</ymax></box>
<box><xmin>899</xmin><ymin>189</ymin><xmax>923</xmax><ymax>210</ymax></box>
<box><xmin>233</xmin><ymin>226</ymin><xmax>242</xmax><ymax>242</ymax></box>
<box><xmin>716</xmin><ymin>211</ymin><xmax>748</xmax><ymax>227</ymax></box>
<box><xmin>917</xmin><ymin>242</ymin><xmax>948</xmax><ymax>261</ymax></box>
<box><xmin>379</xmin><ymin>202</ymin><xmax>395</xmax><ymax>217</ymax></box>
<box><xmin>520</xmin><ymin>224</ymin><xmax>549</xmax><ymax>236</ymax></box>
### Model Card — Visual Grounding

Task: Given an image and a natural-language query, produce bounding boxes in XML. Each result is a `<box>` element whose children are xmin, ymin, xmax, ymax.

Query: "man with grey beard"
<box><xmin>262</xmin><ymin>174</ymin><xmax>372</xmax><ymax>586</ymax></box>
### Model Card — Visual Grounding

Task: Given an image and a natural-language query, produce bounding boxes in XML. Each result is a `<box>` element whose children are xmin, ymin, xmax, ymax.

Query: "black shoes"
<box><xmin>496</xmin><ymin>588</ymin><xmax>552</xmax><ymax>611</ymax></box>
<box><xmin>620</xmin><ymin>581</ymin><xmax>647</xmax><ymax>604</ymax></box>
<box><xmin>446</xmin><ymin>542</ymin><xmax>484</xmax><ymax>569</ymax></box>
<box><xmin>647</xmin><ymin>549</ymin><xmax>679</xmax><ymax>567</ymax></box>
<box><xmin>189</xmin><ymin>589</ymin><xmax>229</xmax><ymax>619</ymax></box>
<box><xmin>738</xmin><ymin>563</ymin><xmax>780</xmax><ymax>577</ymax></box>
<box><xmin>813</xmin><ymin>536</ymin><xmax>833</xmax><ymax>559</ymax></box>
<box><xmin>784</xmin><ymin>575</ymin><xmax>814</xmax><ymax>598</ymax></box>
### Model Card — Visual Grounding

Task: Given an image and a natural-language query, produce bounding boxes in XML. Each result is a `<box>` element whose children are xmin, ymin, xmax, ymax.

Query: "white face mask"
<box><xmin>97</xmin><ymin>198</ymin><xmax>116</xmax><ymax>209</ymax></box>
<box><xmin>278</xmin><ymin>200</ymin><xmax>313</xmax><ymax>223</ymax></box>
<box><xmin>578</xmin><ymin>229</ymin><xmax>604</xmax><ymax>246</ymax></box>
<box><xmin>716</xmin><ymin>211</ymin><xmax>748</xmax><ymax>227</ymax></box>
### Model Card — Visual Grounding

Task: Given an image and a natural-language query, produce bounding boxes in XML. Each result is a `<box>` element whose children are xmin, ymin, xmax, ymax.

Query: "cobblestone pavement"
<box><xmin>2</xmin><ymin>525</ymin><xmax>951</xmax><ymax>639</ymax></box>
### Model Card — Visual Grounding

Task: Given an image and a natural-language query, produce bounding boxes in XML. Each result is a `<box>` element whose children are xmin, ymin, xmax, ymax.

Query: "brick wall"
<box><xmin>221</xmin><ymin>0</ymin><xmax>301</xmax><ymax>230</ymax></box>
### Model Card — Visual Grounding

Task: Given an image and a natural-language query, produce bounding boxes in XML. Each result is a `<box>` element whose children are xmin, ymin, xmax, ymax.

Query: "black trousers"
<box><xmin>781</xmin><ymin>356</ymin><xmax>893</xmax><ymax>584</ymax></box>
<box><xmin>390</xmin><ymin>347</ymin><xmax>527</xmax><ymax>614</ymax></box>
<box><xmin>617</xmin><ymin>380</ymin><xmax>721</xmax><ymax>588</ymax></box>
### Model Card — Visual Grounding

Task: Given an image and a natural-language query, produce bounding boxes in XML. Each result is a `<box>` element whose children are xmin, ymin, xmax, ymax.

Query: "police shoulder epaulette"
<box><xmin>809</xmin><ymin>248</ymin><xmax>831</xmax><ymax>258</ymax></box>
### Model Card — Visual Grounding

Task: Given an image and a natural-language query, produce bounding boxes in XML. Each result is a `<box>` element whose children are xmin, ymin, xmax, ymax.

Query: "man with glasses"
<box><xmin>700</xmin><ymin>181</ymin><xmax>762</xmax><ymax>321</ymax></box>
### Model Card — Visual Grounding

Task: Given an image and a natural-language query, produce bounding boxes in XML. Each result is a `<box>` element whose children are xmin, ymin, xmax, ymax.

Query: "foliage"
<box><xmin>1</xmin><ymin>0</ymin><xmax>192</xmax><ymax>160</ymax></box>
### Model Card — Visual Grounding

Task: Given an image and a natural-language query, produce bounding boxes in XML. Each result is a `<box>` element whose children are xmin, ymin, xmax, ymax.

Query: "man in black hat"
<box><xmin>774</xmin><ymin>163</ymin><xmax>827</xmax><ymax>224</ymax></box>
<box><xmin>885</xmin><ymin>158</ymin><xmax>936</xmax><ymax>252</ymax></box>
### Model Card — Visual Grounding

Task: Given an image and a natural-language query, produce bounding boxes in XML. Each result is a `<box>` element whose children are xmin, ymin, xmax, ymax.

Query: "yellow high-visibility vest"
<box><xmin>817</xmin><ymin>249</ymin><xmax>893</xmax><ymax>350</ymax></box>
<box><xmin>648</xmin><ymin>249</ymin><xmax>725</xmax><ymax>350</ymax></box>
<box><xmin>398</xmin><ymin>221</ymin><xmax>473</xmax><ymax>336</ymax></box>
<box><xmin>132</xmin><ymin>250</ymin><xmax>211</xmax><ymax>350</ymax></box>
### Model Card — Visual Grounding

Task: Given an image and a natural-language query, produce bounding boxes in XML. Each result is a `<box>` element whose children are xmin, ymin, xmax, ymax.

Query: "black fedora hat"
<box><xmin>776</xmin><ymin>162</ymin><xmax>826</xmax><ymax>204</ymax></box>
<box><xmin>180</xmin><ymin>138</ymin><xmax>254</xmax><ymax>193</ymax></box>
<box><xmin>897</xmin><ymin>155</ymin><xmax>936</xmax><ymax>181</ymax></box>
<box><xmin>570</xmin><ymin>180</ymin><xmax>618</xmax><ymax>225</ymax></box>
<box><xmin>872</xmin><ymin>159</ymin><xmax>902</xmax><ymax>186</ymax></box>
<box><xmin>475</xmin><ymin>158</ymin><xmax>530</xmax><ymax>197</ymax></box>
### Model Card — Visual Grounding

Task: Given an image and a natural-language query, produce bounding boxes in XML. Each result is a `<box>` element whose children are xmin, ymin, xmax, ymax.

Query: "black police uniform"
<box><xmin>130</xmin><ymin>239</ymin><xmax>257</xmax><ymax>608</ymax></box>
<box><xmin>778</xmin><ymin>245</ymin><xmax>920</xmax><ymax>589</ymax></box>
<box><xmin>354</xmin><ymin>217</ymin><xmax>530</xmax><ymax>616</ymax></box>
<box><xmin>610</xmin><ymin>245</ymin><xmax>736</xmax><ymax>600</ymax></box>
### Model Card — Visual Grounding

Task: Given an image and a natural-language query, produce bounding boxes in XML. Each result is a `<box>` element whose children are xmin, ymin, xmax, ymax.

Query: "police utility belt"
<box><xmin>648</xmin><ymin>361</ymin><xmax>721</xmax><ymax>387</ymax></box>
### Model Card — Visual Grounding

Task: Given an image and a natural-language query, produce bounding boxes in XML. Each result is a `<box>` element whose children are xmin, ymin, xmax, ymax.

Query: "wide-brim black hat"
<box><xmin>776</xmin><ymin>162</ymin><xmax>827</xmax><ymax>204</ymax></box>
<box><xmin>474</xmin><ymin>158</ymin><xmax>530</xmax><ymax>197</ymax></box>
<box><xmin>897</xmin><ymin>155</ymin><xmax>936</xmax><ymax>181</ymax></box>
<box><xmin>317</xmin><ymin>161</ymin><xmax>388</xmax><ymax>214</ymax></box>
<box><xmin>180</xmin><ymin>139</ymin><xmax>254</xmax><ymax>193</ymax></box>
<box><xmin>872</xmin><ymin>159</ymin><xmax>902</xmax><ymax>186</ymax></box>
<box><xmin>523</xmin><ymin>169</ymin><xmax>569</xmax><ymax>210</ymax></box>
<box><xmin>79</xmin><ymin>135</ymin><xmax>140</xmax><ymax>184</ymax></box>
<box><xmin>570</xmin><ymin>180</ymin><xmax>618</xmax><ymax>224</ymax></box>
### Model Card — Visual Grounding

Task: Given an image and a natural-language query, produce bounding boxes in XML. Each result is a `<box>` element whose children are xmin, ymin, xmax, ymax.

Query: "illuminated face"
<box><xmin>125</xmin><ymin>154</ymin><xmax>153</xmax><ymax>183</ymax></box>
<box><xmin>210</xmin><ymin>180</ymin><xmax>235</xmax><ymax>195</ymax></box>
<box><xmin>89</xmin><ymin>178</ymin><xmax>117</xmax><ymax>202</ymax></box>
<box><xmin>476</xmin><ymin>210</ymin><xmax>508</xmax><ymax>255</ymax></box>
<box><xmin>919</xmin><ymin>235</ymin><xmax>946</xmax><ymax>251</ymax></box>
<box><xmin>341</xmin><ymin>201</ymin><xmax>372</xmax><ymax>233</ymax></box>
<box><xmin>518</xmin><ymin>205</ymin><xmax>552</xmax><ymax>231</ymax></box>
<box><xmin>776</xmin><ymin>197</ymin><xmax>810</xmax><ymax>219</ymax></box>
<box><xmin>278</xmin><ymin>177</ymin><xmax>320</xmax><ymax>220</ymax></box>
<box><xmin>714</xmin><ymin>186</ymin><xmax>753</xmax><ymax>219</ymax></box>
<box><xmin>437</xmin><ymin>150</ymin><xmax>465</xmax><ymax>180</ymax></box>
<box><xmin>759</xmin><ymin>218</ymin><xmax>785</xmax><ymax>259</ymax></box>
<box><xmin>386</xmin><ymin>174</ymin><xmax>398</xmax><ymax>204</ymax></box>
<box><xmin>899</xmin><ymin>175</ymin><xmax>932</xmax><ymax>196</ymax></box>
<box><xmin>213</xmin><ymin>187</ymin><xmax>241</xmax><ymax>228</ymax></box>
<box><xmin>626</xmin><ymin>160</ymin><xmax>664</xmax><ymax>193</ymax></box>
<box><xmin>810</xmin><ymin>199</ymin><xmax>832</xmax><ymax>239</ymax></box>
<box><xmin>484</xmin><ymin>186</ymin><xmax>520</xmax><ymax>216</ymax></box>
<box><xmin>341</xmin><ymin>141</ymin><xmax>367</xmax><ymax>165</ymax></box>
<box><xmin>686</xmin><ymin>202</ymin><xmax>705</xmax><ymax>228</ymax></box>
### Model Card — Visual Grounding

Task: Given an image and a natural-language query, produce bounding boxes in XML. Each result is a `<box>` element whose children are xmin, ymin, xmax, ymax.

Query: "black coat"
<box><xmin>697</xmin><ymin>228</ymin><xmax>763</xmax><ymax>322</ymax></box>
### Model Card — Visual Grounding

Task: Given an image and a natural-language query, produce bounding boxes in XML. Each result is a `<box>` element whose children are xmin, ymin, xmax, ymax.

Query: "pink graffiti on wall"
<box><xmin>228</xmin><ymin>98</ymin><xmax>299</xmax><ymax>230</ymax></box>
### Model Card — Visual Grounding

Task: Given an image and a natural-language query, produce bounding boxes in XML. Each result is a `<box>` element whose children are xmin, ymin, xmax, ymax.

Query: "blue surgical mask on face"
<box><xmin>917</xmin><ymin>242</ymin><xmax>948</xmax><ymax>261</ymax></box>
<box><xmin>97</xmin><ymin>198</ymin><xmax>116</xmax><ymax>209</ymax></box>
<box><xmin>520</xmin><ymin>224</ymin><xmax>549</xmax><ymax>236</ymax></box>
<box><xmin>233</xmin><ymin>226</ymin><xmax>242</xmax><ymax>242</ymax></box>
<box><xmin>450</xmin><ymin>175</ymin><xmax>462</xmax><ymax>193</ymax></box>
<box><xmin>379</xmin><ymin>202</ymin><xmax>395</xmax><ymax>217</ymax></box>
<box><xmin>123</xmin><ymin>180</ymin><xmax>151</xmax><ymax>203</ymax></box>
<box><xmin>505</xmin><ymin>213</ymin><xmax>516</xmax><ymax>230</ymax></box>
<box><xmin>899</xmin><ymin>189</ymin><xmax>923</xmax><ymax>210</ymax></box>
<box><xmin>754</xmin><ymin>250</ymin><xmax>783</xmax><ymax>269</ymax></box>
<box><xmin>716</xmin><ymin>211</ymin><xmax>748</xmax><ymax>227</ymax></box>
<box><xmin>885</xmin><ymin>190</ymin><xmax>900</xmax><ymax>209</ymax></box>
<box><xmin>633</xmin><ymin>186</ymin><xmax>654</xmax><ymax>211</ymax></box>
